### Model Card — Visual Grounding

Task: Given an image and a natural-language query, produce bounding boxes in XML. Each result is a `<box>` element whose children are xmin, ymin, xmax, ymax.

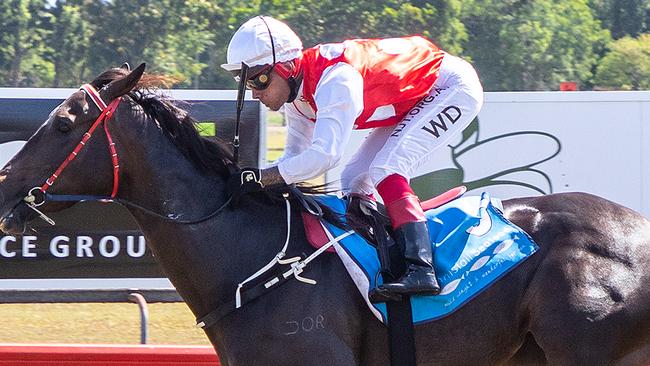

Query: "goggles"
<box><xmin>230</xmin><ymin>65</ymin><xmax>274</xmax><ymax>90</ymax></box>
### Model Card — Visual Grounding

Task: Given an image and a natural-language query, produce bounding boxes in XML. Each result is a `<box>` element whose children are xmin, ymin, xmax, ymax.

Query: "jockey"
<box><xmin>223</xmin><ymin>16</ymin><xmax>484</xmax><ymax>296</ymax></box>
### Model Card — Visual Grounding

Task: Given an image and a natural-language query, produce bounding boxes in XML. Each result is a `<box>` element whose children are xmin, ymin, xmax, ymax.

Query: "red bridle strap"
<box><xmin>82</xmin><ymin>84</ymin><xmax>108</xmax><ymax>111</ymax></box>
<box><xmin>40</xmin><ymin>84</ymin><xmax>121</xmax><ymax>198</ymax></box>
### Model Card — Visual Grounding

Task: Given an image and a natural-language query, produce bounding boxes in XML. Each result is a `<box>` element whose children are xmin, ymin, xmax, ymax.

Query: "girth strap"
<box><xmin>196</xmin><ymin>264</ymin><xmax>297</xmax><ymax>329</ymax></box>
<box><xmin>196</xmin><ymin>226</ymin><xmax>354</xmax><ymax>328</ymax></box>
<box><xmin>196</xmin><ymin>205</ymin><xmax>354</xmax><ymax>329</ymax></box>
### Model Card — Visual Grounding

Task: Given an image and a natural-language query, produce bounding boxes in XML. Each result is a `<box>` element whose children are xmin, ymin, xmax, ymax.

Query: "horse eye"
<box><xmin>56</xmin><ymin>117</ymin><xmax>73</xmax><ymax>133</ymax></box>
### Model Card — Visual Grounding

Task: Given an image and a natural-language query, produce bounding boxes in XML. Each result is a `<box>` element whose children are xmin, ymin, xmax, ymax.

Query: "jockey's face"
<box><xmin>250</xmin><ymin>68</ymin><xmax>290</xmax><ymax>111</ymax></box>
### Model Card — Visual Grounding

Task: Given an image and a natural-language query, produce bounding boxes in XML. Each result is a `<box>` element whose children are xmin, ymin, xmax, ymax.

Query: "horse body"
<box><xmin>0</xmin><ymin>65</ymin><xmax>648</xmax><ymax>365</ymax></box>
<box><xmin>503</xmin><ymin>194</ymin><xmax>650</xmax><ymax>365</ymax></box>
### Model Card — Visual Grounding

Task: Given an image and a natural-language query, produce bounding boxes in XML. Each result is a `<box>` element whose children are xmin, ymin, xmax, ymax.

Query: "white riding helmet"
<box><xmin>221</xmin><ymin>16</ymin><xmax>303</xmax><ymax>71</ymax></box>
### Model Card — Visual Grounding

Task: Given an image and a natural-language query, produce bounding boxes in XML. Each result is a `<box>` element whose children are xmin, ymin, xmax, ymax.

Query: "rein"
<box><xmin>22</xmin><ymin>82</ymin><xmax>339</xmax><ymax>329</ymax></box>
<box><xmin>23</xmin><ymin>84</ymin><xmax>231</xmax><ymax>226</ymax></box>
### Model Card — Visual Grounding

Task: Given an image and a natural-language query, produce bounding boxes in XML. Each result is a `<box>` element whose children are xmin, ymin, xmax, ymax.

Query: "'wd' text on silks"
<box><xmin>421</xmin><ymin>105</ymin><xmax>462</xmax><ymax>138</ymax></box>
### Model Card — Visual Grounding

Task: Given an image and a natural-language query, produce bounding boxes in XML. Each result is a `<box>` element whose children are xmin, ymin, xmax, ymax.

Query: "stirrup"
<box><xmin>379</xmin><ymin>266</ymin><xmax>441</xmax><ymax>296</ymax></box>
<box><xmin>369</xmin><ymin>287</ymin><xmax>403</xmax><ymax>303</ymax></box>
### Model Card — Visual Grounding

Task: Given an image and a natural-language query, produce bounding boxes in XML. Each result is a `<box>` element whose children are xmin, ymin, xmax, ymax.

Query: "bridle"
<box><xmin>22</xmin><ymin>84</ymin><xmax>121</xmax><ymax>224</ymax></box>
<box><xmin>37</xmin><ymin>84</ymin><xmax>121</xmax><ymax>201</ymax></box>
<box><xmin>22</xmin><ymin>84</ymin><xmax>231</xmax><ymax>226</ymax></box>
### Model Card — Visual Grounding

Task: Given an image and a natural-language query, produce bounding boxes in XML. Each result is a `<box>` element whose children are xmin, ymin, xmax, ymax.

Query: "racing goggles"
<box><xmin>231</xmin><ymin>65</ymin><xmax>274</xmax><ymax>90</ymax></box>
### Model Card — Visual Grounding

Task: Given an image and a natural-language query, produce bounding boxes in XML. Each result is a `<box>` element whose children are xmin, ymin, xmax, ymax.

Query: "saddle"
<box><xmin>302</xmin><ymin>186</ymin><xmax>467</xmax><ymax>301</ymax></box>
<box><xmin>302</xmin><ymin>187</ymin><xmax>466</xmax><ymax>257</ymax></box>
<box><xmin>301</xmin><ymin>188</ymin><xmax>537</xmax><ymax>366</ymax></box>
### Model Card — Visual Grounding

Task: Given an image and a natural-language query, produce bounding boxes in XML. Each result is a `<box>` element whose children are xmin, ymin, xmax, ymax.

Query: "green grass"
<box><xmin>266</xmin><ymin>109</ymin><xmax>287</xmax><ymax>162</ymax></box>
<box><xmin>0</xmin><ymin>303</ymin><xmax>210</xmax><ymax>345</ymax></box>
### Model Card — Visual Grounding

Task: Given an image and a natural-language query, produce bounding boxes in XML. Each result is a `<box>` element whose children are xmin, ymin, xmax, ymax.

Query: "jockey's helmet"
<box><xmin>221</xmin><ymin>16</ymin><xmax>303</xmax><ymax>72</ymax></box>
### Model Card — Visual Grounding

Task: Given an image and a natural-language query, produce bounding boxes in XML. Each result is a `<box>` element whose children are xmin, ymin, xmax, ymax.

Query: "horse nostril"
<box><xmin>0</xmin><ymin>211</ymin><xmax>26</xmax><ymax>235</ymax></box>
<box><xmin>0</xmin><ymin>214</ymin><xmax>12</xmax><ymax>234</ymax></box>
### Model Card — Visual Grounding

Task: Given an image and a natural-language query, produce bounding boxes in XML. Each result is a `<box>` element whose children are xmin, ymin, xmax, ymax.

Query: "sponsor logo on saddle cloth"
<box><xmin>317</xmin><ymin>192</ymin><xmax>539</xmax><ymax>325</ymax></box>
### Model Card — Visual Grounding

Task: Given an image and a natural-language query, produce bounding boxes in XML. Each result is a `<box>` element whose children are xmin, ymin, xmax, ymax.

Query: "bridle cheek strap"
<box><xmin>40</xmin><ymin>84</ymin><xmax>121</xmax><ymax>198</ymax></box>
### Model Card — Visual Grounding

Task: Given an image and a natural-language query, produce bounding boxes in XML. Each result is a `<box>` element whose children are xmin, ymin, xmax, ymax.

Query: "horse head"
<box><xmin>0</xmin><ymin>63</ymin><xmax>145</xmax><ymax>234</ymax></box>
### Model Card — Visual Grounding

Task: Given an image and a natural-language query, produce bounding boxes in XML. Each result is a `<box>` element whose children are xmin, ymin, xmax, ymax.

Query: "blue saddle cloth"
<box><xmin>317</xmin><ymin>192</ymin><xmax>538</xmax><ymax>325</ymax></box>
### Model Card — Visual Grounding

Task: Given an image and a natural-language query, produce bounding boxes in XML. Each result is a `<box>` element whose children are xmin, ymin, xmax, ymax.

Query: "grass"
<box><xmin>267</xmin><ymin>110</ymin><xmax>285</xmax><ymax>127</ymax></box>
<box><xmin>0</xmin><ymin>302</ymin><xmax>210</xmax><ymax>345</ymax></box>
<box><xmin>267</xmin><ymin>126</ymin><xmax>286</xmax><ymax>162</ymax></box>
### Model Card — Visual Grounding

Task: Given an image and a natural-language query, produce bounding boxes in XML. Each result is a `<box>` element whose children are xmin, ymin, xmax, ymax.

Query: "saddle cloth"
<box><xmin>313</xmin><ymin>192</ymin><xmax>539</xmax><ymax>325</ymax></box>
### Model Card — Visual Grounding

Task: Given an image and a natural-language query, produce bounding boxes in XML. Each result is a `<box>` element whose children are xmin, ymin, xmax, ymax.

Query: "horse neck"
<box><xmin>114</xmin><ymin>123</ymin><xmax>224</xmax><ymax>215</ymax></box>
<box><xmin>111</xmin><ymin>115</ymin><xmax>296</xmax><ymax>323</ymax></box>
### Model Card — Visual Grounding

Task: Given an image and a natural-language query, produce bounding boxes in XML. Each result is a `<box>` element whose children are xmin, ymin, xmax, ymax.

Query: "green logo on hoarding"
<box><xmin>196</xmin><ymin>122</ymin><xmax>215</xmax><ymax>137</ymax></box>
<box><xmin>412</xmin><ymin>118</ymin><xmax>561</xmax><ymax>200</ymax></box>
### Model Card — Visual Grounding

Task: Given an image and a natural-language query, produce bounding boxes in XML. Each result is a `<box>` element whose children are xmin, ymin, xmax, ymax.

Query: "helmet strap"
<box><xmin>279</xmin><ymin>55</ymin><xmax>303</xmax><ymax>103</ymax></box>
<box><xmin>286</xmin><ymin>74</ymin><xmax>302</xmax><ymax>103</ymax></box>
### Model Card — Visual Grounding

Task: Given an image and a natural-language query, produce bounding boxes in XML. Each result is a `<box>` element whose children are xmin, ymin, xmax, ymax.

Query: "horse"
<box><xmin>0</xmin><ymin>63</ymin><xmax>649</xmax><ymax>366</ymax></box>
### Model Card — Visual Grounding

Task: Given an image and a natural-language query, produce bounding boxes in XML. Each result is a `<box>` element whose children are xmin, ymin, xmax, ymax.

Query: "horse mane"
<box><xmin>90</xmin><ymin>67</ymin><xmax>345</xmax><ymax>227</ymax></box>
<box><xmin>90</xmin><ymin>67</ymin><xmax>233</xmax><ymax>176</ymax></box>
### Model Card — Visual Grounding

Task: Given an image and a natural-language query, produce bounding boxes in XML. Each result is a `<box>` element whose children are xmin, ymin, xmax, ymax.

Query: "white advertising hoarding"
<box><xmin>326</xmin><ymin>91</ymin><xmax>650</xmax><ymax>218</ymax></box>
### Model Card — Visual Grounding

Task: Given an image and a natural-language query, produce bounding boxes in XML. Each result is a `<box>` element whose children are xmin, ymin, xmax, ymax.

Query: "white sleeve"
<box><xmin>267</xmin><ymin>105</ymin><xmax>315</xmax><ymax>167</ymax></box>
<box><xmin>278</xmin><ymin>63</ymin><xmax>364</xmax><ymax>184</ymax></box>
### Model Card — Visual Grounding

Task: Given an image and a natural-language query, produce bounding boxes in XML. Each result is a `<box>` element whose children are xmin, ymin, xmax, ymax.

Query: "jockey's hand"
<box><xmin>227</xmin><ymin>168</ymin><xmax>264</xmax><ymax>203</ymax></box>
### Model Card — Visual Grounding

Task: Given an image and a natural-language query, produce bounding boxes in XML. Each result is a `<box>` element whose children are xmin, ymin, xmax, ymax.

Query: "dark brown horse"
<box><xmin>0</xmin><ymin>64</ymin><xmax>649</xmax><ymax>365</ymax></box>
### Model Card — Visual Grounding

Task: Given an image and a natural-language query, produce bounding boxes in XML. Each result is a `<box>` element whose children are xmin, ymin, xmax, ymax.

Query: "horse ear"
<box><xmin>120</xmin><ymin>62</ymin><xmax>131</xmax><ymax>71</ymax></box>
<box><xmin>101</xmin><ymin>63</ymin><xmax>146</xmax><ymax>102</ymax></box>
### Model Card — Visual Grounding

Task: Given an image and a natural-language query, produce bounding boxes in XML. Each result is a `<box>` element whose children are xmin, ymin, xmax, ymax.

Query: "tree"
<box><xmin>593</xmin><ymin>33</ymin><xmax>650</xmax><ymax>90</ymax></box>
<box><xmin>0</xmin><ymin>0</ymin><xmax>640</xmax><ymax>89</ymax></box>
<box><xmin>589</xmin><ymin>0</ymin><xmax>648</xmax><ymax>39</ymax></box>
<box><xmin>143</xmin><ymin>0</ymin><xmax>220</xmax><ymax>88</ymax></box>
<box><xmin>83</xmin><ymin>0</ymin><xmax>170</xmax><ymax>78</ymax></box>
<box><xmin>463</xmin><ymin>0</ymin><xmax>611</xmax><ymax>90</ymax></box>
<box><xmin>0</xmin><ymin>0</ymin><xmax>51</xmax><ymax>87</ymax></box>
<box><xmin>249</xmin><ymin>0</ymin><xmax>466</xmax><ymax>52</ymax></box>
<box><xmin>367</xmin><ymin>0</ymin><xmax>467</xmax><ymax>55</ymax></box>
<box><xmin>43</xmin><ymin>1</ymin><xmax>90</xmax><ymax>87</ymax></box>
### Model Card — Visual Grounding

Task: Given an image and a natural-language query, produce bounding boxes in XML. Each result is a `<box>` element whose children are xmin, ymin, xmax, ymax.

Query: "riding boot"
<box><xmin>380</xmin><ymin>220</ymin><xmax>441</xmax><ymax>295</ymax></box>
<box><xmin>376</xmin><ymin>174</ymin><xmax>441</xmax><ymax>296</ymax></box>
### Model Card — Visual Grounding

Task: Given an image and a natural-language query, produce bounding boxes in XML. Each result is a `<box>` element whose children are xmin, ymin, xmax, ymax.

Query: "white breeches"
<box><xmin>340</xmin><ymin>54</ymin><xmax>484</xmax><ymax>195</ymax></box>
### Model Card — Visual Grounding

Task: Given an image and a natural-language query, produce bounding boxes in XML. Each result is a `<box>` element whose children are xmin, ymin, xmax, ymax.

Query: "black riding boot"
<box><xmin>381</xmin><ymin>221</ymin><xmax>441</xmax><ymax>295</ymax></box>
